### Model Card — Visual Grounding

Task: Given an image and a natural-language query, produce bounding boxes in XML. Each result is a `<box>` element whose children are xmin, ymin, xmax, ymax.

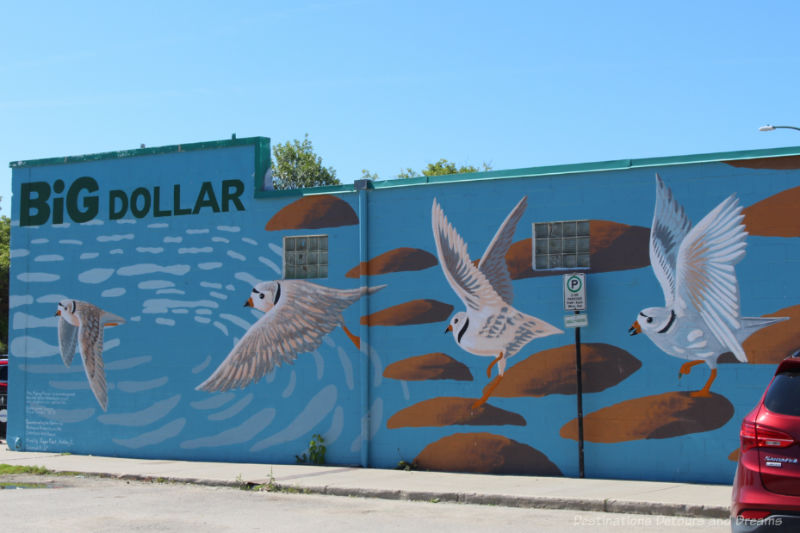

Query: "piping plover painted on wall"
<box><xmin>432</xmin><ymin>196</ymin><xmax>563</xmax><ymax>409</ymax></box>
<box><xmin>197</xmin><ymin>280</ymin><xmax>385</xmax><ymax>392</ymax></box>
<box><xmin>56</xmin><ymin>299</ymin><xmax>125</xmax><ymax>411</ymax></box>
<box><xmin>629</xmin><ymin>175</ymin><xmax>787</xmax><ymax>396</ymax></box>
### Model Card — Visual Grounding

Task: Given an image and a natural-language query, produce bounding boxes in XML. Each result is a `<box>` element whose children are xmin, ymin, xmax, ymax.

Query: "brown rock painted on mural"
<box><xmin>387</xmin><ymin>398</ymin><xmax>525</xmax><ymax>428</ymax></box>
<box><xmin>346</xmin><ymin>247</ymin><xmax>438</xmax><ymax>278</ymax></box>
<box><xmin>361</xmin><ymin>299</ymin><xmax>454</xmax><ymax>326</ymax></box>
<box><xmin>725</xmin><ymin>156</ymin><xmax>800</xmax><ymax>171</ymax></box>
<box><xmin>265</xmin><ymin>195</ymin><xmax>358</xmax><ymax>230</ymax></box>
<box><xmin>741</xmin><ymin>186</ymin><xmax>800</xmax><ymax>237</ymax></box>
<box><xmin>717</xmin><ymin>305</ymin><xmax>800</xmax><ymax>365</ymax></box>
<box><xmin>493</xmin><ymin>343</ymin><xmax>641</xmax><ymax>398</ymax></box>
<box><xmin>506</xmin><ymin>220</ymin><xmax>650</xmax><ymax>280</ymax></box>
<box><xmin>414</xmin><ymin>432</ymin><xmax>562</xmax><ymax>476</ymax></box>
<box><xmin>560</xmin><ymin>391</ymin><xmax>734</xmax><ymax>443</ymax></box>
<box><xmin>383</xmin><ymin>353</ymin><xmax>473</xmax><ymax>381</ymax></box>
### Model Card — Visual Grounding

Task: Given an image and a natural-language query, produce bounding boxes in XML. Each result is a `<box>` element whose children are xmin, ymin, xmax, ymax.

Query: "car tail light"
<box><xmin>739</xmin><ymin>510</ymin><xmax>772</xmax><ymax>520</ymax></box>
<box><xmin>740</xmin><ymin>420</ymin><xmax>795</xmax><ymax>451</ymax></box>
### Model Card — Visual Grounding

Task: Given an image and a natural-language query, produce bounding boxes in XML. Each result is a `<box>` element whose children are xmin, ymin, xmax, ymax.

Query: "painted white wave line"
<box><xmin>59</xmin><ymin>239</ymin><xmax>83</xmax><ymax>245</ymax></box>
<box><xmin>116</xmin><ymin>219</ymin><xmax>137</xmax><ymax>225</ymax></box>
<box><xmin>227</xmin><ymin>250</ymin><xmax>246</xmax><ymax>261</ymax></box>
<box><xmin>98</xmin><ymin>395</ymin><xmax>181</xmax><ymax>427</ymax></box>
<box><xmin>234</xmin><ymin>271</ymin><xmax>260</xmax><ymax>287</ymax></box>
<box><xmin>31</xmin><ymin>238</ymin><xmax>49</xmax><ymax>244</ymax></box>
<box><xmin>401</xmin><ymin>381</ymin><xmax>410</xmax><ymax>401</ymax></box>
<box><xmin>18</xmin><ymin>273</ymin><xmax>60</xmax><ymax>283</ymax></box>
<box><xmin>105</xmin><ymin>355</ymin><xmax>152</xmax><ymax>371</ymax></box>
<box><xmin>179</xmin><ymin>247</ymin><xmax>213</xmax><ymax>254</ymax></box>
<box><xmin>212</xmin><ymin>237</ymin><xmax>229</xmax><ymax>244</ymax></box>
<box><xmin>97</xmin><ymin>234</ymin><xmax>134</xmax><ymax>242</ymax></box>
<box><xmin>157</xmin><ymin>289</ymin><xmax>185</xmax><ymax>295</ymax></box>
<box><xmin>192</xmin><ymin>355</ymin><xmax>212</xmax><ymax>374</ymax></box>
<box><xmin>180</xmin><ymin>408</ymin><xmax>275</xmax><ymax>450</ymax></box>
<box><xmin>82</xmin><ymin>219</ymin><xmax>104</xmax><ymax>226</ymax></box>
<box><xmin>139</xmin><ymin>280</ymin><xmax>175</xmax><ymax>290</ymax></box>
<box><xmin>117</xmin><ymin>377</ymin><xmax>168</xmax><ymax>393</ymax></box>
<box><xmin>323</xmin><ymin>406</ymin><xmax>345</xmax><ymax>446</ymax></box>
<box><xmin>208</xmin><ymin>393</ymin><xmax>253</xmax><ymax>421</ymax></box>
<box><xmin>110</xmin><ymin>249</ymin><xmax>124</xmax><ymax>255</ymax></box>
<box><xmin>282</xmin><ymin>370</ymin><xmax>297</xmax><ymax>398</ymax></box>
<box><xmin>143</xmin><ymin>299</ymin><xmax>218</xmax><ymax>314</ymax></box>
<box><xmin>130</xmin><ymin>316</ymin><xmax>142</xmax><ymax>322</ymax></box>
<box><xmin>198</xmin><ymin>262</ymin><xmax>223</xmax><ymax>270</ymax></box>
<box><xmin>34</xmin><ymin>254</ymin><xmax>64</xmax><ymax>262</ymax></box>
<box><xmin>10</xmin><ymin>249</ymin><xmax>30</xmax><ymax>258</ymax></box>
<box><xmin>102</xmin><ymin>288</ymin><xmax>126</xmax><ymax>298</ymax></box>
<box><xmin>312</xmin><ymin>351</ymin><xmax>324</xmax><ymax>380</ymax></box>
<box><xmin>137</xmin><ymin>247</ymin><xmax>164</xmax><ymax>254</ymax></box>
<box><xmin>209</xmin><ymin>291</ymin><xmax>227</xmax><ymax>300</ymax></box>
<box><xmin>250</xmin><ymin>385</ymin><xmax>337</xmax><ymax>452</ymax></box>
<box><xmin>190</xmin><ymin>393</ymin><xmax>235</xmax><ymax>410</ymax></box>
<box><xmin>368</xmin><ymin>344</ymin><xmax>383</xmax><ymax>387</ymax></box>
<box><xmin>164</xmin><ymin>236</ymin><xmax>183</xmax><ymax>243</ymax></box>
<box><xmin>148</xmin><ymin>223</ymin><xmax>169</xmax><ymax>229</ymax></box>
<box><xmin>196</xmin><ymin>309</ymin><xmax>213</xmax><ymax>316</ymax></box>
<box><xmin>10</xmin><ymin>336</ymin><xmax>58</xmax><ymax>358</ymax></box>
<box><xmin>219</xmin><ymin>313</ymin><xmax>250</xmax><ymax>331</ymax></box>
<box><xmin>258</xmin><ymin>256</ymin><xmax>281</xmax><ymax>275</ymax></box>
<box><xmin>171</xmin><ymin>309</ymin><xmax>189</xmax><ymax>314</ymax></box>
<box><xmin>349</xmin><ymin>398</ymin><xmax>383</xmax><ymax>453</ymax></box>
<box><xmin>200</xmin><ymin>281</ymin><xmax>222</xmax><ymax>289</ymax></box>
<box><xmin>12</xmin><ymin>312</ymin><xmax>57</xmax><ymax>330</ymax></box>
<box><xmin>195</xmin><ymin>316</ymin><xmax>211</xmax><ymax>324</ymax></box>
<box><xmin>80</xmin><ymin>252</ymin><xmax>100</xmax><ymax>260</ymax></box>
<box><xmin>117</xmin><ymin>264</ymin><xmax>190</xmax><ymax>276</ymax></box>
<box><xmin>186</xmin><ymin>228</ymin><xmax>210</xmax><ymax>235</ymax></box>
<box><xmin>242</xmin><ymin>237</ymin><xmax>258</xmax><ymax>246</ymax></box>
<box><xmin>10</xmin><ymin>295</ymin><xmax>34</xmax><ymax>308</ymax></box>
<box><xmin>79</xmin><ymin>268</ymin><xmax>115</xmax><ymax>284</ymax></box>
<box><xmin>226</xmin><ymin>284</ymin><xmax>235</xmax><ymax>292</ymax></box>
<box><xmin>37</xmin><ymin>294</ymin><xmax>67</xmax><ymax>304</ymax></box>
<box><xmin>217</xmin><ymin>225</ymin><xmax>240</xmax><ymax>233</ymax></box>
<box><xmin>156</xmin><ymin>318</ymin><xmax>176</xmax><ymax>326</ymax></box>
<box><xmin>268</xmin><ymin>242</ymin><xmax>283</xmax><ymax>258</ymax></box>
<box><xmin>112</xmin><ymin>418</ymin><xmax>186</xmax><ymax>449</ymax></box>
<box><xmin>212</xmin><ymin>321</ymin><xmax>228</xmax><ymax>336</ymax></box>
<box><xmin>337</xmin><ymin>346</ymin><xmax>354</xmax><ymax>390</ymax></box>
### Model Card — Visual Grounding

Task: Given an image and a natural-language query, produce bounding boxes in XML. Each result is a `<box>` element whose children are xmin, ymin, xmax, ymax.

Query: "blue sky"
<box><xmin>3</xmin><ymin>1</ymin><xmax>800</xmax><ymax>216</ymax></box>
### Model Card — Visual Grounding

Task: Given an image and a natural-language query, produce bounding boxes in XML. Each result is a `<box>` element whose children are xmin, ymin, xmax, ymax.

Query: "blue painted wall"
<box><xmin>8</xmin><ymin>139</ymin><xmax>800</xmax><ymax>483</ymax></box>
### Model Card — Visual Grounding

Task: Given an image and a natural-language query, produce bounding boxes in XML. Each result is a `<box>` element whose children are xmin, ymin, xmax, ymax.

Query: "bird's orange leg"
<box><xmin>341</xmin><ymin>324</ymin><xmax>360</xmax><ymax>350</ymax></box>
<box><xmin>678</xmin><ymin>360</ymin><xmax>704</xmax><ymax>378</ymax></box>
<box><xmin>690</xmin><ymin>369</ymin><xmax>717</xmax><ymax>398</ymax></box>
<box><xmin>486</xmin><ymin>352</ymin><xmax>504</xmax><ymax>379</ymax></box>
<box><xmin>472</xmin><ymin>375</ymin><xmax>503</xmax><ymax>410</ymax></box>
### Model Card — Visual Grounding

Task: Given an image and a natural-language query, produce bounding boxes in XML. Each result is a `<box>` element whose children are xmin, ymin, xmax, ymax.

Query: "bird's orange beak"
<box><xmin>628</xmin><ymin>320</ymin><xmax>641</xmax><ymax>336</ymax></box>
<box><xmin>55</xmin><ymin>310</ymin><xmax>61</xmax><ymax>317</ymax></box>
<box><xmin>445</xmin><ymin>324</ymin><xmax>453</xmax><ymax>333</ymax></box>
<box><xmin>244</xmin><ymin>297</ymin><xmax>253</xmax><ymax>308</ymax></box>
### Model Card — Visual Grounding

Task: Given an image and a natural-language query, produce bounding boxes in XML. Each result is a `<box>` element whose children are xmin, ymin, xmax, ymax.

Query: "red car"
<box><xmin>732</xmin><ymin>356</ymin><xmax>800</xmax><ymax>531</ymax></box>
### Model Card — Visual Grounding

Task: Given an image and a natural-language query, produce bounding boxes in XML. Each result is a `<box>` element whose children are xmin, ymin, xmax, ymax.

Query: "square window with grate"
<box><xmin>533</xmin><ymin>221</ymin><xmax>590</xmax><ymax>271</ymax></box>
<box><xmin>283</xmin><ymin>235</ymin><xmax>328</xmax><ymax>279</ymax></box>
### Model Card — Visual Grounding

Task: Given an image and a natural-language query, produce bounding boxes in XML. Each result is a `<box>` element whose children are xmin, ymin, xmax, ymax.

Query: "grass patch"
<box><xmin>0</xmin><ymin>464</ymin><xmax>53</xmax><ymax>475</ymax></box>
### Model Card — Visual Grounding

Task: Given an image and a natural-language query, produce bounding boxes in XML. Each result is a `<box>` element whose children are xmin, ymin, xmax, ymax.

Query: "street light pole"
<box><xmin>759</xmin><ymin>124</ymin><xmax>800</xmax><ymax>132</ymax></box>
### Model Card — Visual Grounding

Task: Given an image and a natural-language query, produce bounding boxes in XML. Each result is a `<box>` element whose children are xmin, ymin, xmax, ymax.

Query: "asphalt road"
<box><xmin>0</xmin><ymin>474</ymin><xmax>730</xmax><ymax>533</ymax></box>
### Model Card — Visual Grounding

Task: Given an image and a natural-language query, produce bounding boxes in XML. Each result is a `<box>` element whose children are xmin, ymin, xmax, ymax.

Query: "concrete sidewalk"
<box><xmin>0</xmin><ymin>443</ymin><xmax>731</xmax><ymax>519</ymax></box>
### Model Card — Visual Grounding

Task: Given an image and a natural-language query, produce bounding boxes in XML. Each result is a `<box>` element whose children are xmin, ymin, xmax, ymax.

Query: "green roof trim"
<box><xmin>9</xmin><ymin>136</ymin><xmax>271</xmax><ymax>169</ymax></box>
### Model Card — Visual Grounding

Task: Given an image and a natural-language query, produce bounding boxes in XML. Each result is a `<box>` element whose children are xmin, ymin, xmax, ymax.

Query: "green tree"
<box><xmin>366</xmin><ymin>159</ymin><xmax>493</xmax><ymax>180</ymax></box>
<box><xmin>271</xmin><ymin>134</ymin><xmax>340</xmax><ymax>190</ymax></box>
<box><xmin>0</xmin><ymin>213</ymin><xmax>9</xmax><ymax>353</ymax></box>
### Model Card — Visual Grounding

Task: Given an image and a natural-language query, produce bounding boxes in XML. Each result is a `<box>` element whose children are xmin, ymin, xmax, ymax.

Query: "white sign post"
<box><xmin>562</xmin><ymin>272</ymin><xmax>586</xmax><ymax>478</ymax></box>
<box><xmin>563</xmin><ymin>273</ymin><xmax>586</xmax><ymax>312</ymax></box>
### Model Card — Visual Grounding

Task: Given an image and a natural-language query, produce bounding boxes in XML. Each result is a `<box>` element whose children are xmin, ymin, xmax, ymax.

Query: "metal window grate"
<box><xmin>283</xmin><ymin>235</ymin><xmax>328</xmax><ymax>279</ymax></box>
<box><xmin>533</xmin><ymin>220</ymin><xmax>590</xmax><ymax>270</ymax></box>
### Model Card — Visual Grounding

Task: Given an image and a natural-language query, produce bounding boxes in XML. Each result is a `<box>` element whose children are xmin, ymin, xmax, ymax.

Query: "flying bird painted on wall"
<box><xmin>432</xmin><ymin>196</ymin><xmax>563</xmax><ymax>409</ymax></box>
<box><xmin>56</xmin><ymin>299</ymin><xmax>125</xmax><ymax>411</ymax></box>
<box><xmin>629</xmin><ymin>175</ymin><xmax>787</xmax><ymax>396</ymax></box>
<box><xmin>197</xmin><ymin>280</ymin><xmax>385</xmax><ymax>392</ymax></box>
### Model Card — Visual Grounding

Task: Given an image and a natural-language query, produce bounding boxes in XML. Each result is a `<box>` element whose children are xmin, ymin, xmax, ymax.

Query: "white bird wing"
<box><xmin>650</xmin><ymin>174</ymin><xmax>692</xmax><ymax>308</ymax></box>
<box><xmin>197</xmin><ymin>280</ymin><xmax>367</xmax><ymax>392</ymax></box>
<box><xmin>675</xmin><ymin>194</ymin><xmax>748</xmax><ymax>361</ymax></box>
<box><xmin>75</xmin><ymin>304</ymin><xmax>109</xmax><ymax>411</ymax></box>
<box><xmin>58</xmin><ymin>317</ymin><xmax>79</xmax><ymax>367</ymax></box>
<box><xmin>432</xmin><ymin>199</ymin><xmax>506</xmax><ymax>313</ymax></box>
<box><xmin>476</xmin><ymin>196</ymin><xmax>527</xmax><ymax>305</ymax></box>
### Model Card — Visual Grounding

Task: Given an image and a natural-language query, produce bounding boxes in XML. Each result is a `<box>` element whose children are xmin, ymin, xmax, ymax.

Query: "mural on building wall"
<box><xmin>196</xmin><ymin>280</ymin><xmax>384</xmax><ymax>392</ymax></box>
<box><xmin>432</xmin><ymin>196</ymin><xmax>564</xmax><ymax>408</ymax></box>
<box><xmin>55</xmin><ymin>299</ymin><xmax>125</xmax><ymax>411</ymax></box>
<box><xmin>629</xmin><ymin>175</ymin><xmax>787</xmax><ymax>396</ymax></box>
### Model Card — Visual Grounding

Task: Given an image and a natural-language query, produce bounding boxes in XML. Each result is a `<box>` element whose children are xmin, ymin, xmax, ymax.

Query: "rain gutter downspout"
<box><xmin>354</xmin><ymin>179</ymin><xmax>372</xmax><ymax>468</ymax></box>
